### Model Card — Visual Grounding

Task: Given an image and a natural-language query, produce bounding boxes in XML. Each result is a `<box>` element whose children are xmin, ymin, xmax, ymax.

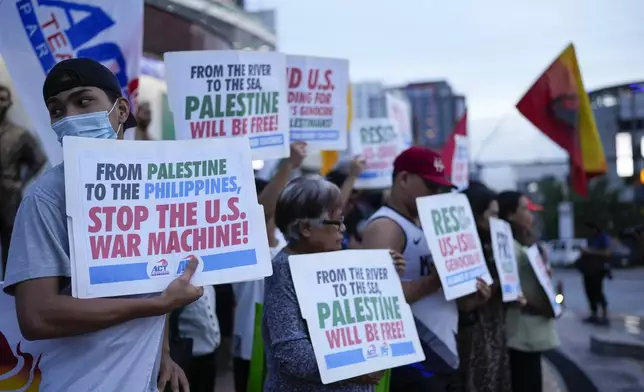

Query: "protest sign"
<box><xmin>350</xmin><ymin>119</ymin><xmax>403</xmax><ymax>189</ymax></box>
<box><xmin>289</xmin><ymin>249</ymin><xmax>424</xmax><ymax>384</ymax></box>
<box><xmin>489</xmin><ymin>218</ymin><xmax>522</xmax><ymax>302</ymax></box>
<box><xmin>287</xmin><ymin>55</ymin><xmax>349</xmax><ymax>151</ymax></box>
<box><xmin>525</xmin><ymin>245</ymin><xmax>563</xmax><ymax>317</ymax></box>
<box><xmin>163</xmin><ymin>50</ymin><xmax>290</xmax><ymax>161</ymax></box>
<box><xmin>0</xmin><ymin>0</ymin><xmax>143</xmax><ymax>165</ymax></box>
<box><xmin>451</xmin><ymin>135</ymin><xmax>469</xmax><ymax>190</ymax></box>
<box><xmin>416</xmin><ymin>193</ymin><xmax>493</xmax><ymax>300</ymax></box>
<box><xmin>386</xmin><ymin>93</ymin><xmax>413</xmax><ymax>148</ymax></box>
<box><xmin>0</xmin><ymin>285</ymin><xmax>164</xmax><ymax>391</ymax></box>
<box><xmin>63</xmin><ymin>137</ymin><xmax>272</xmax><ymax>298</ymax></box>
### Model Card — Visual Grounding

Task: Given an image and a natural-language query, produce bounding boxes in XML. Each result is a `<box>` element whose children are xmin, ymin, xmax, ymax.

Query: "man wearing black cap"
<box><xmin>3</xmin><ymin>58</ymin><xmax>201</xmax><ymax>391</ymax></box>
<box><xmin>361</xmin><ymin>146</ymin><xmax>490</xmax><ymax>392</ymax></box>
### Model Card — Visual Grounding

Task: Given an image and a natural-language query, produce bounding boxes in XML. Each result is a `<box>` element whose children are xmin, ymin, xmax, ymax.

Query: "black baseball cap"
<box><xmin>43</xmin><ymin>58</ymin><xmax>137</xmax><ymax>129</ymax></box>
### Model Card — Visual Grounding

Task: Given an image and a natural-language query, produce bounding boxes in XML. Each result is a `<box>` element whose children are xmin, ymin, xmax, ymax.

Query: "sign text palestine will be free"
<box><xmin>186</xmin><ymin>64</ymin><xmax>279</xmax><ymax>138</ymax></box>
<box><xmin>316</xmin><ymin>267</ymin><xmax>406</xmax><ymax>350</ymax></box>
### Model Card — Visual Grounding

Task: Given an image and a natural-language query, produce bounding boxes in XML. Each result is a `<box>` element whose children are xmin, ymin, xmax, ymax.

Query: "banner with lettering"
<box><xmin>525</xmin><ymin>245</ymin><xmax>563</xmax><ymax>317</ymax></box>
<box><xmin>451</xmin><ymin>135</ymin><xmax>469</xmax><ymax>190</ymax></box>
<box><xmin>416</xmin><ymin>193</ymin><xmax>492</xmax><ymax>300</ymax></box>
<box><xmin>350</xmin><ymin>118</ymin><xmax>403</xmax><ymax>189</ymax></box>
<box><xmin>0</xmin><ymin>286</ymin><xmax>164</xmax><ymax>391</ymax></box>
<box><xmin>63</xmin><ymin>136</ymin><xmax>271</xmax><ymax>298</ymax></box>
<box><xmin>489</xmin><ymin>217</ymin><xmax>522</xmax><ymax>302</ymax></box>
<box><xmin>289</xmin><ymin>249</ymin><xmax>424</xmax><ymax>384</ymax></box>
<box><xmin>0</xmin><ymin>0</ymin><xmax>143</xmax><ymax>165</ymax></box>
<box><xmin>164</xmin><ymin>50</ymin><xmax>290</xmax><ymax>161</ymax></box>
<box><xmin>386</xmin><ymin>93</ymin><xmax>413</xmax><ymax>148</ymax></box>
<box><xmin>287</xmin><ymin>55</ymin><xmax>349</xmax><ymax>151</ymax></box>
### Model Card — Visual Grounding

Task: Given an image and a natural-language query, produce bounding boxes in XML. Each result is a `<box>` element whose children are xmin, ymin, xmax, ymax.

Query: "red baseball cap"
<box><xmin>526</xmin><ymin>198</ymin><xmax>544</xmax><ymax>211</ymax></box>
<box><xmin>393</xmin><ymin>146</ymin><xmax>455</xmax><ymax>188</ymax></box>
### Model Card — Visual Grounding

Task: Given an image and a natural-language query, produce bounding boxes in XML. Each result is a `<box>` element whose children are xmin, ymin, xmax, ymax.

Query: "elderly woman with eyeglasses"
<box><xmin>262</xmin><ymin>175</ymin><xmax>403</xmax><ymax>392</ymax></box>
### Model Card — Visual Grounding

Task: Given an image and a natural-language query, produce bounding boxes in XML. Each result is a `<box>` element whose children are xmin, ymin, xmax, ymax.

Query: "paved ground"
<box><xmin>551</xmin><ymin>267</ymin><xmax>644</xmax><ymax>392</ymax></box>
<box><xmin>553</xmin><ymin>267</ymin><xmax>644</xmax><ymax>317</ymax></box>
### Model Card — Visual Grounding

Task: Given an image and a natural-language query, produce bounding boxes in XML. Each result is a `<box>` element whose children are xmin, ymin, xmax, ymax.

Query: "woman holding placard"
<box><xmin>457</xmin><ymin>184</ymin><xmax>512</xmax><ymax>392</ymax></box>
<box><xmin>498</xmin><ymin>191</ymin><xmax>559</xmax><ymax>392</ymax></box>
<box><xmin>262</xmin><ymin>175</ymin><xmax>402</xmax><ymax>391</ymax></box>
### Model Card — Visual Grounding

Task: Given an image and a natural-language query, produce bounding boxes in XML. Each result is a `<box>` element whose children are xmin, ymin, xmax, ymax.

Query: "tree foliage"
<box><xmin>537</xmin><ymin>177</ymin><xmax>641</xmax><ymax>239</ymax></box>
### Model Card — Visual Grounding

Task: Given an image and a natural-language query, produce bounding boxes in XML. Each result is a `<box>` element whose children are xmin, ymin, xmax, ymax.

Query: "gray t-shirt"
<box><xmin>3</xmin><ymin>164</ymin><xmax>70</xmax><ymax>293</ymax></box>
<box><xmin>3</xmin><ymin>163</ymin><xmax>163</xmax><ymax>391</ymax></box>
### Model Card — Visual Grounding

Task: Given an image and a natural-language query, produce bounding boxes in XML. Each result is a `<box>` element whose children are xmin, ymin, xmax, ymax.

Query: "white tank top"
<box><xmin>369</xmin><ymin>206</ymin><xmax>459</xmax><ymax>371</ymax></box>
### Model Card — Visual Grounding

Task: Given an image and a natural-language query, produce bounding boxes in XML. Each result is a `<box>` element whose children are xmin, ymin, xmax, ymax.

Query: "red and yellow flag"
<box><xmin>516</xmin><ymin>44</ymin><xmax>606</xmax><ymax>196</ymax></box>
<box><xmin>320</xmin><ymin>84</ymin><xmax>352</xmax><ymax>175</ymax></box>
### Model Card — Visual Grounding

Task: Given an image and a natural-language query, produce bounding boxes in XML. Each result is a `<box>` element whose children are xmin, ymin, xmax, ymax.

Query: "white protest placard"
<box><xmin>287</xmin><ymin>55</ymin><xmax>349</xmax><ymax>151</ymax></box>
<box><xmin>0</xmin><ymin>0</ymin><xmax>144</xmax><ymax>165</ymax></box>
<box><xmin>416</xmin><ymin>193</ymin><xmax>493</xmax><ymax>300</ymax></box>
<box><xmin>0</xmin><ymin>285</ymin><xmax>164</xmax><ymax>391</ymax></box>
<box><xmin>163</xmin><ymin>50</ymin><xmax>290</xmax><ymax>161</ymax></box>
<box><xmin>63</xmin><ymin>137</ymin><xmax>272</xmax><ymax>298</ymax></box>
<box><xmin>489</xmin><ymin>218</ymin><xmax>522</xmax><ymax>302</ymax></box>
<box><xmin>386</xmin><ymin>93</ymin><xmax>413</xmax><ymax>148</ymax></box>
<box><xmin>289</xmin><ymin>249</ymin><xmax>424</xmax><ymax>384</ymax></box>
<box><xmin>451</xmin><ymin>135</ymin><xmax>469</xmax><ymax>190</ymax></box>
<box><xmin>350</xmin><ymin>119</ymin><xmax>402</xmax><ymax>189</ymax></box>
<box><xmin>525</xmin><ymin>245</ymin><xmax>563</xmax><ymax>317</ymax></box>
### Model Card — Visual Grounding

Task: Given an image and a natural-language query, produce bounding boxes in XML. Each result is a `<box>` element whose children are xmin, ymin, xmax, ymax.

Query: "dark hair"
<box><xmin>274</xmin><ymin>175</ymin><xmax>341</xmax><ymax>242</ymax></box>
<box><xmin>255</xmin><ymin>178</ymin><xmax>269</xmax><ymax>195</ymax></box>
<box><xmin>497</xmin><ymin>191</ymin><xmax>523</xmax><ymax>221</ymax></box>
<box><xmin>498</xmin><ymin>190</ymin><xmax>534</xmax><ymax>246</ymax></box>
<box><xmin>0</xmin><ymin>85</ymin><xmax>10</xmax><ymax>96</ymax></box>
<box><xmin>463</xmin><ymin>185</ymin><xmax>497</xmax><ymax>218</ymax></box>
<box><xmin>326</xmin><ymin>169</ymin><xmax>347</xmax><ymax>188</ymax></box>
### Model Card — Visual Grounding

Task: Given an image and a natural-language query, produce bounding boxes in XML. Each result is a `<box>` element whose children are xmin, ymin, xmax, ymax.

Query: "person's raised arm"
<box><xmin>338</xmin><ymin>157</ymin><xmax>364</xmax><ymax>210</ymax></box>
<box><xmin>13</xmin><ymin>258</ymin><xmax>203</xmax><ymax>341</ymax></box>
<box><xmin>258</xmin><ymin>142</ymin><xmax>307</xmax><ymax>221</ymax></box>
<box><xmin>361</xmin><ymin>219</ymin><xmax>440</xmax><ymax>303</ymax></box>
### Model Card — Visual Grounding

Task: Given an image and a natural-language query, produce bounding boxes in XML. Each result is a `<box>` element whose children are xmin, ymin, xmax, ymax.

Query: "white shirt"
<box><xmin>232</xmin><ymin>229</ymin><xmax>286</xmax><ymax>360</ymax></box>
<box><xmin>178</xmin><ymin>285</ymin><xmax>221</xmax><ymax>356</ymax></box>
<box><xmin>369</xmin><ymin>206</ymin><xmax>459</xmax><ymax>370</ymax></box>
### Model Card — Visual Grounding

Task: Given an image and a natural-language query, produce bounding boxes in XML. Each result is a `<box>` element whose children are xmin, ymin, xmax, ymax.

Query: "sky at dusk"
<box><xmin>248</xmin><ymin>0</ymin><xmax>644</xmax><ymax>181</ymax></box>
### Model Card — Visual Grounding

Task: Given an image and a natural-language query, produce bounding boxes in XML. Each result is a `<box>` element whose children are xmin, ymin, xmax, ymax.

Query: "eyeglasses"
<box><xmin>317</xmin><ymin>216</ymin><xmax>345</xmax><ymax>230</ymax></box>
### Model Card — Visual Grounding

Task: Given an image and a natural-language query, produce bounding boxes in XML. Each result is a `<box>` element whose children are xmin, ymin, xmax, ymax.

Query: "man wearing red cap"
<box><xmin>361</xmin><ymin>146</ymin><xmax>485</xmax><ymax>392</ymax></box>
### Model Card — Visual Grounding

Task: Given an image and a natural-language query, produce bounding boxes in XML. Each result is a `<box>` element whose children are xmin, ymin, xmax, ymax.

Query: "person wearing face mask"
<box><xmin>3</xmin><ymin>58</ymin><xmax>203</xmax><ymax>392</ymax></box>
<box><xmin>0</xmin><ymin>84</ymin><xmax>46</xmax><ymax>278</ymax></box>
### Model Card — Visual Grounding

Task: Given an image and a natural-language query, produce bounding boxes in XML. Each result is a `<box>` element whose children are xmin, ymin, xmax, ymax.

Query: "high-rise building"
<box><xmin>589</xmin><ymin>82</ymin><xmax>644</xmax><ymax>200</ymax></box>
<box><xmin>402</xmin><ymin>81</ymin><xmax>465</xmax><ymax>150</ymax></box>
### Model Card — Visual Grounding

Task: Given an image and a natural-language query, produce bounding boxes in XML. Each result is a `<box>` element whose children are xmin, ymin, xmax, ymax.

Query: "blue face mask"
<box><xmin>52</xmin><ymin>100</ymin><xmax>122</xmax><ymax>145</ymax></box>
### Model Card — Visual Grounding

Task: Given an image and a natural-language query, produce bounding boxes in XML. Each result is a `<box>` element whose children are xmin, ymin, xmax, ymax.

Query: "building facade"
<box><xmin>402</xmin><ymin>81</ymin><xmax>465</xmax><ymax>151</ymax></box>
<box><xmin>590</xmin><ymin>82</ymin><xmax>644</xmax><ymax>199</ymax></box>
<box><xmin>143</xmin><ymin>0</ymin><xmax>276</xmax><ymax>58</ymax></box>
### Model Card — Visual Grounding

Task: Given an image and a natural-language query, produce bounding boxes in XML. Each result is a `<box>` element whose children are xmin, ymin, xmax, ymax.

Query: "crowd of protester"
<box><xmin>0</xmin><ymin>58</ymin><xmax>562</xmax><ymax>392</ymax></box>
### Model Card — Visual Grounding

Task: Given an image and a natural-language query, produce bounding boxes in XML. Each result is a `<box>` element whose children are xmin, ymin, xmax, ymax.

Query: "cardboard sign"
<box><xmin>289</xmin><ymin>249</ymin><xmax>424</xmax><ymax>384</ymax></box>
<box><xmin>386</xmin><ymin>93</ymin><xmax>413</xmax><ymax>148</ymax></box>
<box><xmin>350</xmin><ymin>119</ymin><xmax>403</xmax><ymax>189</ymax></box>
<box><xmin>164</xmin><ymin>50</ymin><xmax>290</xmax><ymax>160</ymax></box>
<box><xmin>287</xmin><ymin>55</ymin><xmax>349</xmax><ymax>151</ymax></box>
<box><xmin>63</xmin><ymin>137</ymin><xmax>272</xmax><ymax>298</ymax></box>
<box><xmin>451</xmin><ymin>135</ymin><xmax>469</xmax><ymax>190</ymax></box>
<box><xmin>416</xmin><ymin>193</ymin><xmax>493</xmax><ymax>300</ymax></box>
<box><xmin>489</xmin><ymin>218</ymin><xmax>522</xmax><ymax>302</ymax></box>
<box><xmin>525</xmin><ymin>245</ymin><xmax>563</xmax><ymax>317</ymax></box>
